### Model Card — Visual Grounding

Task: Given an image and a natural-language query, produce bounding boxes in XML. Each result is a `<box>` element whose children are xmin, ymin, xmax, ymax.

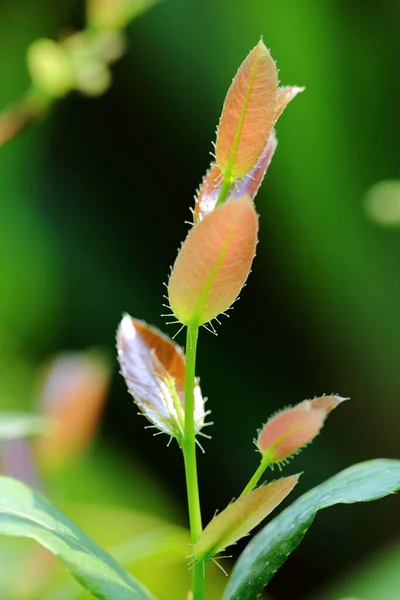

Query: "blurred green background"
<box><xmin>1</xmin><ymin>0</ymin><xmax>400</xmax><ymax>599</ymax></box>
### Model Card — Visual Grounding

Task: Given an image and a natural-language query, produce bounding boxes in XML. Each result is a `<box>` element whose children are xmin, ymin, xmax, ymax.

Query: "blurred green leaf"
<box><xmin>314</xmin><ymin>539</ymin><xmax>400</xmax><ymax>600</ymax></box>
<box><xmin>223</xmin><ymin>460</ymin><xmax>400</xmax><ymax>599</ymax></box>
<box><xmin>0</xmin><ymin>476</ymin><xmax>155</xmax><ymax>600</ymax></box>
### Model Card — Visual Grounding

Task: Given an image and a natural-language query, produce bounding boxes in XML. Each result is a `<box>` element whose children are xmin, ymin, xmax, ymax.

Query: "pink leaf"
<box><xmin>169</xmin><ymin>196</ymin><xmax>258</xmax><ymax>326</ymax></box>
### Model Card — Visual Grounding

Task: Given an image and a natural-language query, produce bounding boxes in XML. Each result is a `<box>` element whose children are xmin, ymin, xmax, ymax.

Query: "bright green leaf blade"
<box><xmin>0</xmin><ymin>476</ymin><xmax>155</xmax><ymax>600</ymax></box>
<box><xmin>223</xmin><ymin>459</ymin><xmax>400</xmax><ymax>600</ymax></box>
<box><xmin>0</xmin><ymin>412</ymin><xmax>50</xmax><ymax>441</ymax></box>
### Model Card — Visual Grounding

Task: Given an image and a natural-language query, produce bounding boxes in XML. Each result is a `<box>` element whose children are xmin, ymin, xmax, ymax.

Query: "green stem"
<box><xmin>215</xmin><ymin>175</ymin><xmax>234</xmax><ymax>209</ymax></box>
<box><xmin>241</xmin><ymin>453</ymin><xmax>272</xmax><ymax>496</ymax></box>
<box><xmin>182</xmin><ymin>325</ymin><xmax>204</xmax><ymax>600</ymax></box>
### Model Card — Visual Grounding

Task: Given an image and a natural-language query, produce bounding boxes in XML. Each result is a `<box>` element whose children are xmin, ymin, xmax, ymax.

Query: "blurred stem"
<box><xmin>241</xmin><ymin>452</ymin><xmax>272</xmax><ymax>496</ymax></box>
<box><xmin>182</xmin><ymin>325</ymin><xmax>204</xmax><ymax>600</ymax></box>
<box><xmin>215</xmin><ymin>175</ymin><xmax>234</xmax><ymax>208</ymax></box>
<box><xmin>0</xmin><ymin>89</ymin><xmax>50</xmax><ymax>148</ymax></box>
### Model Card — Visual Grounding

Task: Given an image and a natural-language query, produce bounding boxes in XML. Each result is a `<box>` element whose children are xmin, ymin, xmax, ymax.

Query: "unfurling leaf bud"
<box><xmin>117</xmin><ymin>315</ymin><xmax>205</xmax><ymax>439</ymax></box>
<box><xmin>168</xmin><ymin>196</ymin><xmax>258</xmax><ymax>327</ymax></box>
<box><xmin>194</xmin><ymin>132</ymin><xmax>277</xmax><ymax>223</ymax></box>
<box><xmin>257</xmin><ymin>395</ymin><xmax>346</xmax><ymax>462</ymax></box>
<box><xmin>194</xmin><ymin>475</ymin><xmax>299</xmax><ymax>563</ymax></box>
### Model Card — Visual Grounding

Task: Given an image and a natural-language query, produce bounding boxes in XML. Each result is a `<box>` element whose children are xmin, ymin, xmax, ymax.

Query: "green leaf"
<box><xmin>223</xmin><ymin>459</ymin><xmax>400</xmax><ymax>600</ymax></box>
<box><xmin>194</xmin><ymin>476</ymin><xmax>299</xmax><ymax>563</ymax></box>
<box><xmin>0</xmin><ymin>412</ymin><xmax>50</xmax><ymax>441</ymax></box>
<box><xmin>0</xmin><ymin>476</ymin><xmax>155</xmax><ymax>600</ymax></box>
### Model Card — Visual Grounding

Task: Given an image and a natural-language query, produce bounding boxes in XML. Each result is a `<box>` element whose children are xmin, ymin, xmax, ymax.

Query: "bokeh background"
<box><xmin>1</xmin><ymin>0</ymin><xmax>400</xmax><ymax>599</ymax></box>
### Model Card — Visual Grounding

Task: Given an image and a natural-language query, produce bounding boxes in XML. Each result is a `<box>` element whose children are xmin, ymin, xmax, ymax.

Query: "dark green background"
<box><xmin>1</xmin><ymin>1</ymin><xmax>400</xmax><ymax>598</ymax></box>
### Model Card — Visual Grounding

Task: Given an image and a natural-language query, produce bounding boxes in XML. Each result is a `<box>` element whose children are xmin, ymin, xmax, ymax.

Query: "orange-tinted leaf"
<box><xmin>194</xmin><ymin>132</ymin><xmax>277</xmax><ymax>223</ymax></box>
<box><xmin>216</xmin><ymin>40</ymin><xmax>278</xmax><ymax>179</ymax></box>
<box><xmin>35</xmin><ymin>351</ymin><xmax>111</xmax><ymax>473</ymax></box>
<box><xmin>274</xmin><ymin>86</ymin><xmax>305</xmax><ymax>122</ymax></box>
<box><xmin>117</xmin><ymin>315</ymin><xmax>204</xmax><ymax>438</ymax></box>
<box><xmin>169</xmin><ymin>196</ymin><xmax>258</xmax><ymax>326</ymax></box>
<box><xmin>194</xmin><ymin>475</ymin><xmax>299</xmax><ymax>563</ymax></box>
<box><xmin>299</xmin><ymin>395</ymin><xmax>348</xmax><ymax>415</ymax></box>
<box><xmin>257</xmin><ymin>407</ymin><xmax>326</xmax><ymax>462</ymax></box>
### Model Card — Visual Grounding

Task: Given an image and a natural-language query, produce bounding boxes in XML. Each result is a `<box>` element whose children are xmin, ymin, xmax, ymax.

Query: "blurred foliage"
<box><xmin>1</xmin><ymin>0</ymin><xmax>400</xmax><ymax>598</ymax></box>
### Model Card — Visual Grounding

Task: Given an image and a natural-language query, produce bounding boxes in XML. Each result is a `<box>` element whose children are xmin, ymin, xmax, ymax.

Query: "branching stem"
<box><xmin>241</xmin><ymin>452</ymin><xmax>272</xmax><ymax>496</ymax></box>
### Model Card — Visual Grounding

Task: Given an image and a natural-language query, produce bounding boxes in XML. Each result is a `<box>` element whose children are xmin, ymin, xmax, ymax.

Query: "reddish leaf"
<box><xmin>169</xmin><ymin>196</ymin><xmax>258</xmax><ymax>326</ymax></box>
<box><xmin>35</xmin><ymin>351</ymin><xmax>111</xmax><ymax>473</ymax></box>
<box><xmin>275</xmin><ymin>86</ymin><xmax>305</xmax><ymax>122</ymax></box>
<box><xmin>194</xmin><ymin>475</ymin><xmax>299</xmax><ymax>563</ymax></box>
<box><xmin>194</xmin><ymin>132</ymin><xmax>277</xmax><ymax>223</ymax></box>
<box><xmin>216</xmin><ymin>40</ymin><xmax>278</xmax><ymax>179</ymax></box>
<box><xmin>117</xmin><ymin>315</ymin><xmax>204</xmax><ymax>438</ymax></box>
<box><xmin>257</xmin><ymin>407</ymin><xmax>326</xmax><ymax>462</ymax></box>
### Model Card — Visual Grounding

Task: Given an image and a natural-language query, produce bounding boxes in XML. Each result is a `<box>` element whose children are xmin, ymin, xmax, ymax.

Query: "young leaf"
<box><xmin>257</xmin><ymin>394</ymin><xmax>345</xmax><ymax>462</ymax></box>
<box><xmin>194</xmin><ymin>132</ymin><xmax>278</xmax><ymax>223</ymax></box>
<box><xmin>257</xmin><ymin>407</ymin><xmax>326</xmax><ymax>462</ymax></box>
<box><xmin>223</xmin><ymin>459</ymin><xmax>400</xmax><ymax>600</ymax></box>
<box><xmin>233</xmin><ymin>132</ymin><xmax>278</xmax><ymax>200</ymax></box>
<box><xmin>275</xmin><ymin>86</ymin><xmax>305</xmax><ymax>122</ymax></box>
<box><xmin>194</xmin><ymin>475</ymin><xmax>299</xmax><ymax>563</ymax></box>
<box><xmin>0</xmin><ymin>476</ymin><xmax>155</xmax><ymax>600</ymax></box>
<box><xmin>169</xmin><ymin>196</ymin><xmax>258</xmax><ymax>327</ymax></box>
<box><xmin>216</xmin><ymin>40</ymin><xmax>278</xmax><ymax>179</ymax></box>
<box><xmin>117</xmin><ymin>315</ymin><xmax>205</xmax><ymax>437</ymax></box>
<box><xmin>301</xmin><ymin>394</ymin><xmax>348</xmax><ymax>415</ymax></box>
<box><xmin>193</xmin><ymin>164</ymin><xmax>227</xmax><ymax>224</ymax></box>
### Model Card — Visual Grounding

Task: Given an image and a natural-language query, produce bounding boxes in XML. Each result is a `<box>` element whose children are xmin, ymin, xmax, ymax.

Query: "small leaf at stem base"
<box><xmin>194</xmin><ymin>475</ymin><xmax>299</xmax><ymax>563</ymax></box>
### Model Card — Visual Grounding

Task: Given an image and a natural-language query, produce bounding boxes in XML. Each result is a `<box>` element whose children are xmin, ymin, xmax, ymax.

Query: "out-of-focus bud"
<box><xmin>74</xmin><ymin>59</ymin><xmax>112</xmax><ymax>96</ymax></box>
<box><xmin>194</xmin><ymin>475</ymin><xmax>299</xmax><ymax>563</ymax></box>
<box><xmin>365</xmin><ymin>179</ymin><xmax>400</xmax><ymax>228</ymax></box>
<box><xmin>87</xmin><ymin>0</ymin><xmax>158</xmax><ymax>31</ymax></box>
<box><xmin>34</xmin><ymin>350</ymin><xmax>111</xmax><ymax>473</ymax></box>
<box><xmin>27</xmin><ymin>39</ymin><xmax>72</xmax><ymax>98</ymax></box>
<box><xmin>169</xmin><ymin>196</ymin><xmax>258</xmax><ymax>327</ymax></box>
<box><xmin>257</xmin><ymin>395</ymin><xmax>346</xmax><ymax>463</ymax></box>
<box><xmin>117</xmin><ymin>315</ymin><xmax>205</xmax><ymax>439</ymax></box>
